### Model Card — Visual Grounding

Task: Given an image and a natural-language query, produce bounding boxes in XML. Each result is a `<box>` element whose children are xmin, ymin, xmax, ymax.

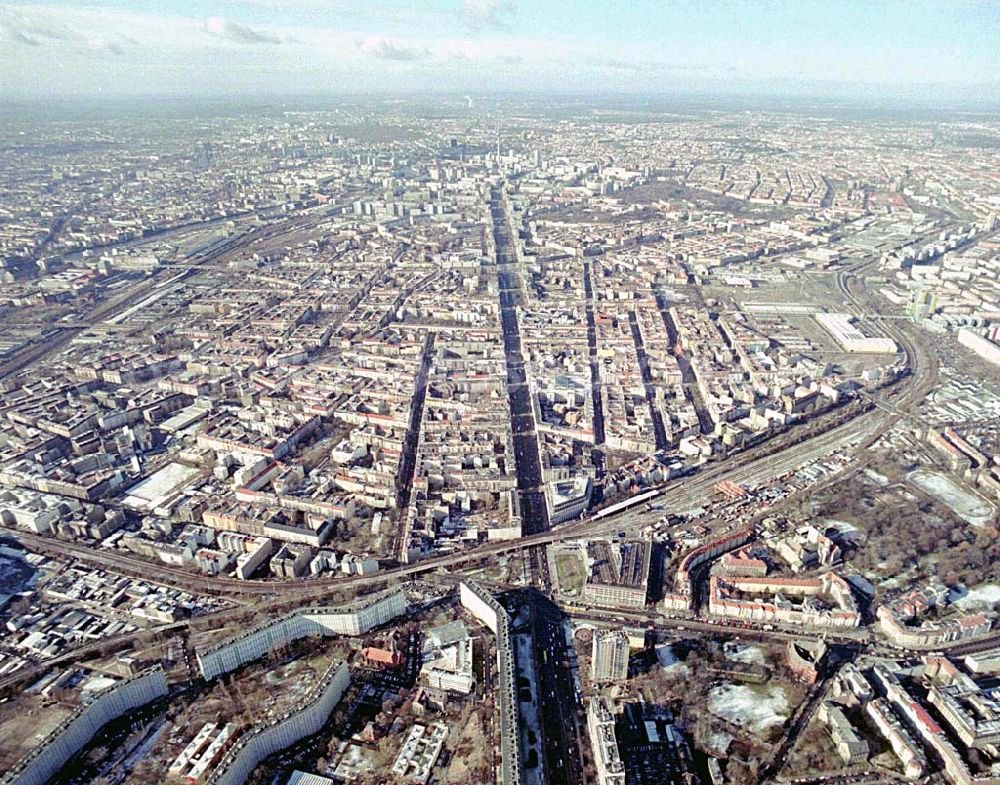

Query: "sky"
<box><xmin>1</xmin><ymin>0</ymin><xmax>998</xmax><ymax>101</ymax></box>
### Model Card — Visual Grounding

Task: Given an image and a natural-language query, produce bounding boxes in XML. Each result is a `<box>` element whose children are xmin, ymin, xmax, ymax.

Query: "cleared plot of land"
<box><xmin>122</xmin><ymin>462</ymin><xmax>199</xmax><ymax>509</ymax></box>
<box><xmin>552</xmin><ymin>546</ymin><xmax>586</xmax><ymax>594</ymax></box>
<box><xmin>0</xmin><ymin>700</ymin><xmax>73</xmax><ymax>772</ymax></box>
<box><xmin>778</xmin><ymin>716</ymin><xmax>842</xmax><ymax>780</ymax></box>
<box><xmin>439</xmin><ymin>708</ymin><xmax>490</xmax><ymax>784</ymax></box>
<box><xmin>654</xmin><ymin>643</ymin><xmax>691</xmax><ymax>678</ymax></box>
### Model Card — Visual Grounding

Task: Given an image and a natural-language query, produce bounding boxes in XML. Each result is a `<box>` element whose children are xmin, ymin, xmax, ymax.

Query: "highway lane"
<box><xmin>2</xmin><ymin>197</ymin><xmax>969</xmax><ymax>784</ymax></box>
<box><xmin>758</xmin><ymin>666</ymin><xmax>840</xmax><ymax>785</ymax></box>
<box><xmin>1</xmin><ymin>228</ymin><xmax>971</xmax><ymax>785</ymax></box>
<box><xmin>655</xmin><ymin>287</ymin><xmax>714</xmax><ymax>434</ymax></box>
<box><xmin>526</xmin><ymin>591</ymin><xmax>585</xmax><ymax>785</ymax></box>
<box><xmin>0</xmin><ymin>620</ymin><xmax>188</xmax><ymax>694</ymax></box>
<box><xmin>582</xmin><ymin>260</ymin><xmax>607</xmax><ymax>465</ymax></box>
<box><xmin>787</xmin><ymin>772</ymin><xmax>911</xmax><ymax>785</ymax></box>
<box><xmin>628</xmin><ymin>309</ymin><xmax>669</xmax><ymax>451</ymax></box>
<box><xmin>0</xmin><ymin>273</ymin><xmax>171</xmax><ymax>380</ymax></box>
<box><xmin>0</xmin><ymin>528</ymin><xmax>269</xmax><ymax>599</ymax></box>
<box><xmin>0</xmin><ymin>402</ymin><xmax>883</xmax><ymax>606</ymax></box>
<box><xmin>579</xmin><ymin>406</ymin><xmax>885</xmax><ymax>538</ymax></box>
<box><xmin>935</xmin><ymin>632</ymin><xmax>1000</xmax><ymax>658</ymax></box>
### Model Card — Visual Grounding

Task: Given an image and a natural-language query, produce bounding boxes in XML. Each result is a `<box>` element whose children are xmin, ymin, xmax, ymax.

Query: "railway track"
<box><xmin>835</xmin><ymin>260</ymin><xmax>938</xmax><ymax>446</ymax></box>
<box><xmin>0</xmin><ymin>369</ymin><xmax>914</xmax><ymax>605</ymax></box>
<box><xmin>0</xmin><ymin>203</ymin><xmax>359</xmax><ymax>381</ymax></box>
<box><xmin>0</xmin><ymin>400</ymin><xmax>892</xmax><ymax>601</ymax></box>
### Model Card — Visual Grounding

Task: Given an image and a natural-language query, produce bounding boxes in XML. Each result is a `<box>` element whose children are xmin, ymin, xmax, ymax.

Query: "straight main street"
<box><xmin>491</xmin><ymin>185</ymin><xmax>549</xmax><ymax>536</ymax></box>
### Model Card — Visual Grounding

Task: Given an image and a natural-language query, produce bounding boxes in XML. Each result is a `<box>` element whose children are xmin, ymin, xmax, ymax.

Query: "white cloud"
<box><xmin>204</xmin><ymin>17</ymin><xmax>282</xmax><ymax>45</ymax></box>
<box><xmin>358</xmin><ymin>34</ymin><xmax>430</xmax><ymax>62</ymax></box>
<box><xmin>0</xmin><ymin>21</ymin><xmax>41</xmax><ymax>46</ymax></box>
<box><xmin>0</xmin><ymin>6</ymin><xmax>134</xmax><ymax>59</ymax></box>
<box><xmin>1</xmin><ymin>9</ymin><xmax>76</xmax><ymax>46</ymax></box>
<box><xmin>219</xmin><ymin>0</ymin><xmax>336</xmax><ymax>9</ymax></box>
<box><xmin>3</xmin><ymin>1</ymin><xmax>990</xmax><ymax>97</ymax></box>
<box><xmin>462</xmin><ymin>0</ymin><xmax>515</xmax><ymax>31</ymax></box>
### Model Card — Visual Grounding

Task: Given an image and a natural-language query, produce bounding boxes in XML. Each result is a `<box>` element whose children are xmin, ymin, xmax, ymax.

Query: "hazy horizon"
<box><xmin>4</xmin><ymin>90</ymin><xmax>1000</xmax><ymax>127</ymax></box>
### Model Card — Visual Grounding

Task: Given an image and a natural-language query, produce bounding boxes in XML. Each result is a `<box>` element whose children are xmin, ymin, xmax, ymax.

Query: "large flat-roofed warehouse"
<box><xmin>814</xmin><ymin>312</ymin><xmax>898</xmax><ymax>354</ymax></box>
<box><xmin>582</xmin><ymin>539</ymin><xmax>652</xmax><ymax>609</ymax></box>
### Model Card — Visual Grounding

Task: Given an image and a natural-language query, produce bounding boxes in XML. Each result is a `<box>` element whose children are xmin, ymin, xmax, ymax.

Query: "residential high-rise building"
<box><xmin>591</xmin><ymin>629</ymin><xmax>630</xmax><ymax>682</ymax></box>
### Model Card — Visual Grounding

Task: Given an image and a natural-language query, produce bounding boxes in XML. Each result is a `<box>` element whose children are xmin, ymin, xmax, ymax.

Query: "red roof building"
<box><xmin>362</xmin><ymin>646</ymin><xmax>405</xmax><ymax>668</ymax></box>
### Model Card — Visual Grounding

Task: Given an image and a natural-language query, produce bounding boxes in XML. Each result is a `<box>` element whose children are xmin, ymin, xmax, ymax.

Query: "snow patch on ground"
<box><xmin>823</xmin><ymin>518</ymin><xmax>859</xmax><ymax>531</ymax></box>
<box><xmin>708</xmin><ymin>683</ymin><xmax>789</xmax><ymax>735</ymax></box>
<box><xmin>724</xmin><ymin>642</ymin><xmax>768</xmax><ymax>665</ymax></box>
<box><xmin>123</xmin><ymin>462</ymin><xmax>198</xmax><ymax>508</ymax></box>
<box><xmin>953</xmin><ymin>584</ymin><xmax>1000</xmax><ymax>611</ymax></box>
<box><xmin>655</xmin><ymin>644</ymin><xmax>690</xmax><ymax>677</ymax></box>
<box><xmin>909</xmin><ymin>470</ymin><xmax>994</xmax><ymax>526</ymax></box>
<box><xmin>512</xmin><ymin>633</ymin><xmax>545</xmax><ymax>785</ymax></box>
<box><xmin>863</xmin><ymin>469</ymin><xmax>890</xmax><ymax>486</ymax></box>
<box><xmin>705</xmin><ymin>730</ymin><xmax>734</xmax><ymax>756</ymax></box>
